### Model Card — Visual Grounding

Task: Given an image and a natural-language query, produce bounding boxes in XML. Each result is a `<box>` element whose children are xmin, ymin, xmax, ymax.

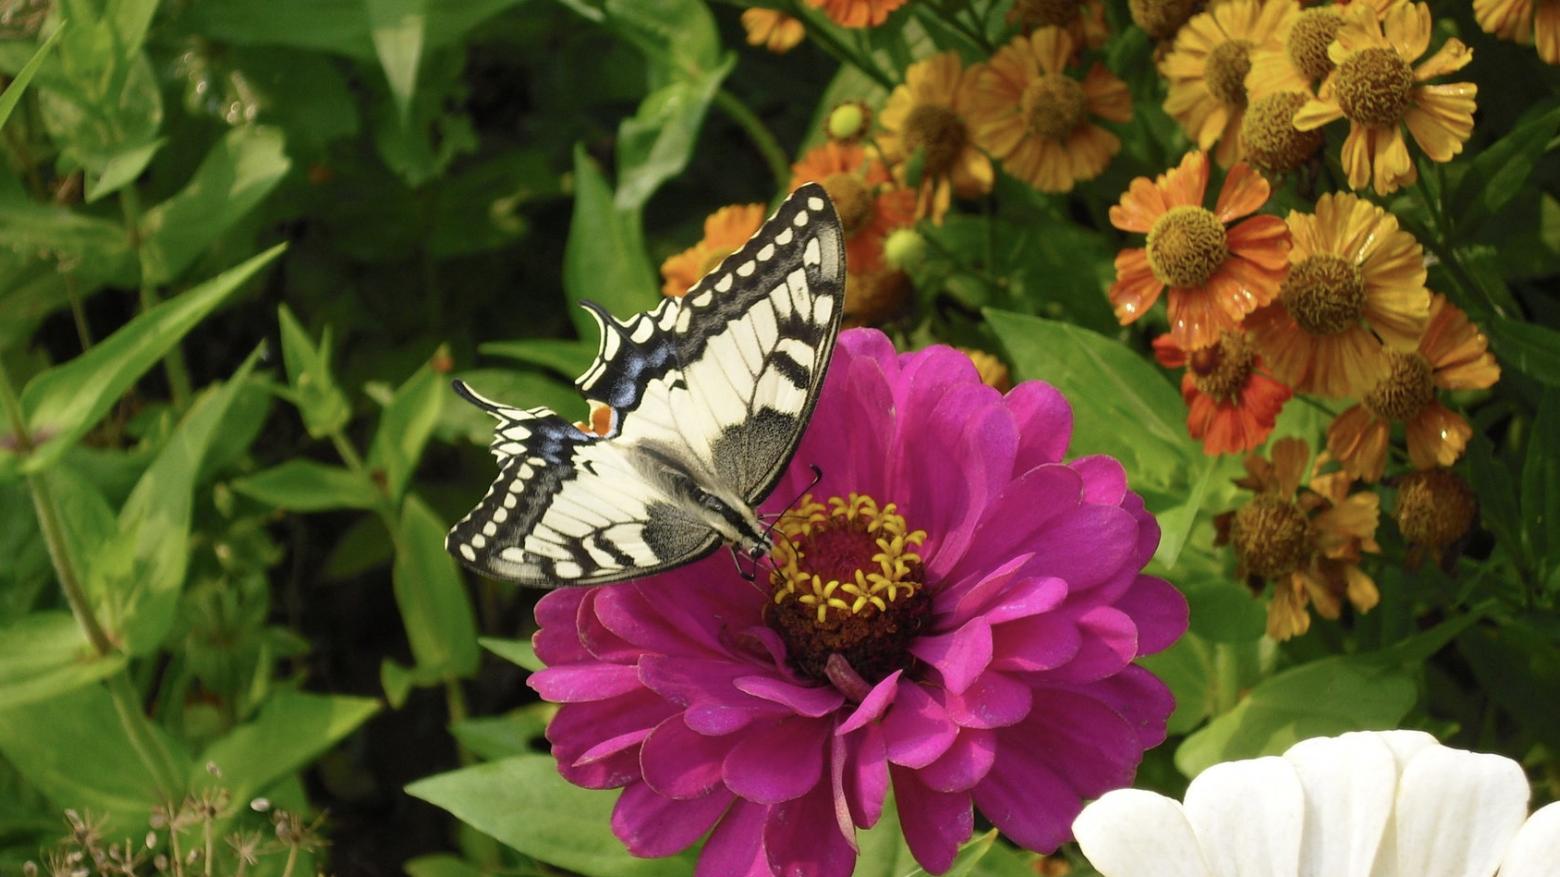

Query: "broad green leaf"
<box><xmin>0</xmin><ymin>191</ymin><xmax>138</xmax><ymax>287</ymax></box>
<box><xmin>407</xmin><ymin>755</ymin><xmax>696</xmax><ymax>877</ymax></box>
<box><xmin>405</xmin><ymin>855</ymin><xmax>486</xmax><ymax>877</ymax></box>
<box><xmin>83</xmin><ymin>137</ymin><xmax>164</xmax><ymax>203</ymax></box>
<box><xmin>555</xmin><ymin>0</ymin><xmax>721</xmax><ymax>77</ymax></box>
<box><xmin>194</xmin><ymin>691</ymin><xmax>380</xmax><ymax>805</ymax></box>
<box><xmin>366</xmin><ymin>0</ymin><xmax>426</xmax><ymax>121</ymax></box>
<box><xmin>1459</xmin><ymin>622</ymin><xmax>1560</xmax><ymax>753</ymax></box>
<box><xmin>1139</xmin><ymin>634</ymin><xmax>1216</xmax><ymax>736</ymax></box>
<box><xmin>450</xmin><ymin>706</ymin><xmax>552</xmax><ymax>761</ymax></box>
<box><xmin>109</xmin><ymin>0</ymin><xmax>160</xmax><ymax>57</ymax></box>
<box><xmin>477</xmin><ymin>338</ymin><xmax>596</xmax><ymax>381</ymax></box>
<box><xmin>232</xmin><ymin>459</ymin><xmax>382</xmax><ymax>512</ymax></box>
<box><xmin>36</xmin><ymin>15</ymin><xmax>162</xmax><ymax>171</ymax></box>
<box><xmin>0</xmin><ymin>683</ymin><xmax>191</xmax><ymax>831</ymax></box>
<box><xmin>562</xmin><ymin>145</ymin><xmax>659</xmax><ymax>338</ymax></box>
<box><xmin>1153</xmin><ymin>454</ymin><xmax>1224</xmax><ymax>569</ymax></box>
<box><xmin>1467</xmin><ymin>434</ymin><xmax>1524</xmax><ymax>570</ymax></box>
<box><xmin>276</xmin><ymin>304</ymin><xmax>352</xmax><ymax>439</ymax></box>
<box><xmin>380</xmin><ymin>656</ymin><xmax>445</xmax><ymax>708</ymax></box>
<box><xmin>0</xmin><ymin>612</ymin><xmax>127</xmax><ymax>709</ymax></box>
<box><xmin>0</xmin><ymin>20</ymin><xmax>66</xmax><ymax>130</ymax></box>
<box><xmin>37</xmin><ymin>465</ymin><xmax>119</xmax><ymax>602</ymax></box>
<box><xmin>394</xmin><ymin>494</ymin><xmax>480</xmax><ymax>679</ymax></box>
<box><xmin>480</xmin><ymin>636</ymin><xmax>542</xmax><ymax>671</ymax></box>
<box><xmin>1522</xmin><ymin>390</ymin><xmax>1560</xmax><ymax>577</ymax></box>
<box><xmin>139</xmin><ymin>126</ymin><xmax>291</xmax><ymax>284</ymax></box>
<box><xmin>1175</xmin><ymin>655</ymin><xmax>1416</xmax><ymax>776</ymax></box>
<box><xmin>367</xmin><ymin>354</ymin><xmax>444</xmax><ymax>501</ymax></box>
<box><xmin>0</xmin><ymin>257</ymin><xmax>72</xmax><ymax>352</ymax></box>
<box><xmin>1450</xmin><ymin>101</ymin><xmax>1560</xmax><ymax>238</ymax></box>
<box><xmin>1486</xmin><ymin>315</ymin><xmax>1560</xmax><ymax>387</ymax></box>
<box><xmin>614</xmin><ymin>55</ymin><xmax>733</xmax><ymax>213</ymax></box>
<box><xmin>185</xmin><ymin>0</ymin><xmax>523</xmax><ymax>61</ymax></box>
<box><xmin>1183</xmin><ymin>580</ymin><xmax>1267</xmax><ymax>644</ymax></box>
<box><xmin>854</xmin><ymin>794</ymin><xmax>916</xmax><ymax>877</ymax></box>
<box><xmin>11</xmin><ymin>245</ymin><xmax>284</xmax><ymax>474</ymax></box>
<box><xmin>110</xmin><ymin>350</ymin><xmax>264</xmax><ymax>654</ymax></box>
<box><xmin>986</xmin><ymin>309</ymin><xmax>1193</xmax><ymax>490</ymax></box>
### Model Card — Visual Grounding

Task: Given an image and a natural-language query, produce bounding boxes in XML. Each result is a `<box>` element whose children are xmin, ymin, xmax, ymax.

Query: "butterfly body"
<box><xmin>446</xmin><ymin>184</ymin><xmax>845</xmax><ymax>587</ymax></box>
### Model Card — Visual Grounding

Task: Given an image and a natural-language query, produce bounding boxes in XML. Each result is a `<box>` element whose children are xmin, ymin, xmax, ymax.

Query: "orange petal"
<box><xmin>1083</xmin><ymin>64</ymin><xmax>1133</xmax><ymax>122</ymax></box>
<box><xmin>1340</xmin><ymin>124</ymin><xmax>1374</xmax><ymax>192</ymax></box>
<box><xmin>1272</xmin><ymin>436</ymin><xmax>1310</xmax><ymax>496</ymax></box>
<box><xmin>1327</xmin><ymin>405</ymin><xmax>1391</xmax><ymax>482</ymax></box>
<box><xmin>1162</xmin><ymin>151</ymin><xmax>1211</xmax><ymax>208</ymax></box>
<box><xmin>1215</xmin><ymin>162</ymin><xmax>1271</xmax><ymax>221</ymax></box>
<box><xmin>1154</xmin><ymin>334</ymin><xmax>1189</xmax><ymax>368</ymax></box>
<box><xmin>1406</xmin><ymin>400</ymin><xmax>1473</xmax><ymax>469</ymax></box>
<box><xmin>1110</xmin><ymin>248</ymin><xmax>1165</xmax><ymax>324</ymax></box>
<box><xmin>1404</xmin><ymin>85</ymin><xmax>1477</xmax><ymax>162</ymax></box>
<box><xmin>1415</xmin><ymin>37</ymin><xmax>1474</xmax><ymax>79</ymax></box>
<box><xmin>1167</xmin><ymin>284</ymin><xmax>1240</xmax><ymax>350</ymax></box>
<box><xmin>1110</xmin><ymin>176</ymin><xmax>1169</xmax><ymax>233</ymax></box>
<box><xmin>1293</xmin><ymin>97</ymin><xmax>1345</xmax><ymax>131</ymax></box>
<box><xmin>1226</xmin><ymin>214</ymin><xmax>1292</xmax><ymax>270</ymax></box>
<box><xmin>1371</xmin><ymin>124</ymin><xmax>1415</xmax><ymax>196</ymax></box>
<box><xmin>1383</xmin><ymin>2</ymin><xmax>1432</xmax><ymax>61</ymax></box>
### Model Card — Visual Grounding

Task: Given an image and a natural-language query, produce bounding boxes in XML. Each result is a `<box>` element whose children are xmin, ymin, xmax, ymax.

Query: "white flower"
<box><xmin>1073</xmin><ymin>730</ymin><xmax>1560</xmax><ymax>877</ymax></box>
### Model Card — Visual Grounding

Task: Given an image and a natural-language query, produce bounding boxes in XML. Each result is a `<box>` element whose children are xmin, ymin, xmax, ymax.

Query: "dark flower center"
<box><xmin>1280</xmin><ymin>254</ymin><xmax>1367</xmax><ymax>335</ymax></box>
<box><xmin>1363</xmin><ymin>350</ymin><xmax>1435</xmax><ymax>421</ymax></box>
<box><xmin>1335</xmin><ymin>47</ymin><xmax>1415</xmax><ymax>127</ymax></box>
<box><xmin>1130</xmin><ymin>0</ymin><xmax>1205</xmax><ymax>41</ymax></box>
<box><xmin>1021</xmin><ymin>74</ymin><xmax>1088</xmax><ymax>141</ymax></box>
<box><xmin>766</xmin><ymin>493</ymin><xmax>931</xmax><ymax>684</ymax></box>
<box><xmin>1147</xmin><ymin>206</ymin><xmax>1228</xmax><ymax>288</ymax></box>
<box><xmin>1396</xmin><ymin>469</ymin><xmax>1476</xmax><ymax>548</ymax></box>
<box><xmin>1242</xmin><ymin>91</ymin><xmax>1325</xmax><ymax>176</ymax></box>
<box><xmin>1206</xmin><ymin>40</ymin><xmax>1254</xmax><ymax>108</ymax></box>
<box><xmin>903</xmin><ymin>103</ymin><xmax>968</xmax><ymax>180</ymax></box>
<box><xmin>1287</xmin><ymin>9</ymin><xmax>1344</xmax><ymax>82</ymax></box>
<box><xmin>822</xmin><ymin>173</ymin><xmax>876</xmax><ymax>236</ymax></box>
<box><xmin>1232</xmin><ymin>493</ymin><xmax>1313</xmax><ymax>579</ymax></box>
<box><xmin>1191</xmin><ymin>332</ymin><xmax>1257</xmax><ymax>402</ymax></box>
<box><xmin>1013</xmin><ymin>0</ymin><xmax>1085</xmax><ymax>29</ymax></box>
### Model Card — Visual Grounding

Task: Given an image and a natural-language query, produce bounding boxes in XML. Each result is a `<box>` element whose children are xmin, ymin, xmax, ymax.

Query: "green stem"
<box><xmin>27</xmin><ymin>470</ymin><xmax>114</xmax><ymax>655</ymax></box>
<box><xmin>120</xmin><ymin>187</ymin><xmax>192</xmax><ymax>408</ymax></box>
<box><xmin>64</xmin><ymin>273</ymin><xmax>93</xmax><ymax>351</ymax></box>
<box><xmin>713</xmin><ymin>89</ymin><xmax>791</xmax><ymax>193</ymax></box>
<box><xmin>445</xmin><ymin>679</ymin><xmax>476</xmax><ymax>765</ymax></box>
<box><xmin>0</xmin><ymin>356</ymin><xmax>29</xmax><ymax>453</ymax></box>
<box><xmin>107</xmin><ymin>671</ymin><xmax>182</xmax><ymax>801</ymax></box>
<box><xmin>781</xmin><ymin>0</ymin><xmax>895</xmax><ymax>89</ymax></box>
<box><xmin>1212</xmin><ymin>642</ymin><xmax>1241</xmax><ymax>714</ymax></box>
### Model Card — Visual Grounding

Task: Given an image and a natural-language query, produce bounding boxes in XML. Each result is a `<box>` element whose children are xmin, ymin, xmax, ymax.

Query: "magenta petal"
<box><xmin>1023</xmin><ymin>504</ymin><xmax>1139</xmax><ymax>590</ymax></box>
<box><xmin>916</xmin><ymin>727</ymin><xmax>997</xmax><ymax>793</ymax></box>
<box><xmin>696</xmin><ymin>799</ymin><xmax>771</xmax><ymax>877</ymax></box>
<box><xmin>574</xmin><ymin>728</ymin><xmax>652</xmax><ymax>766</ymax></box>
<box><xmin>971</xmin><ymin>750</ymin><xmax>1078</xmax><ymax>853</ymax></box>
<box><xmin>942</xmin><ymin>671</ymin><xmax>1033</xmax><ymax>729</ymax></box>
<box><xmin>828</xmin><ymin>734</ymin><xmax>858</xmax><ymax>851</ymax></box>
<box><xmin>952</xmin><ymin>465</ymin><xmax>1081</xmax><ymax>581</ymax></box>
<box><xmin>1115</xmin><ymin>575</ymin><xmax>1188</xmax><ymax>655</ymax></box>
<box><xmin>979</xmin><ymin>576</ymin><xmax>1069</xmax><ymax>626</ymax></box>
<box><xmin>842</xmin><ymin>724</ymin><xmax>888</xmax><ymax>828</ymax></box>
<box><xmin>766</xmin><ymin>781</ymin><xmax>860</xmax><ymax>877</ymax></box>
<box><xmin>881</xmin><ymin>683</ymin><xmax>958</xmax><ymax>768</ymax></box>
<box><xmin>1006</xmin><ymin>380</ymin><xmax>1073</xmax><ymax>471</ymax></box>
<box><xmin>612</xmin><ymin>782</ymin><xmax>731</xmax><ymax>857</ymax></box>
<box><xmin>595</xmin><ymin>585</ymin><xmax>724</xmax><ymax>656</ymax></box>
<box><xmin>990</xmin><ymin>613</ymin><xmax>1082</xmax><ymax>672</ymax></box>
<box><xmin>532</xmin><ymin>589</ymin><xmax>590</xmax><ymax>664</ymax></box>
<box><xmin>641</xmin><ymin>716</ymin><xmax>729</xmax><ymax>799</ymax></box>
<box><xmin>1060</xmin><ymin>665</ymin><xmax>1175</xmax><ymax>749</ymax></box>
<box><xmin>1017</xmin><ymin>690</ymin><xmax>1141</xmax><ymax>797</ymax></box>
<box><xmin>723</xmin><ymin>716</ymin><xmax>827</xmax><ymax>804</ymax></box>
<box><xmin>1070</xmin><ymin>455</ymin><xmax>1128</xmax><ymax>505</ymax></box>
<box><xmin>575</xmin><ymin>589</ymin><xmax>640</xmax><ymax>663</ymax></box>
<box><xmin>909</xmin><ymin>619</ymin><xmax>992</xmax><ymax>695</ymax></box>
<box><xmin>891</xmin><ymin>765</ymin><xmax>974</xmax><ymax>874</ymax></box>
<box><xmin>638</xmin><ymin>655</ymin><xmax>744</xmax><ymax>705</ymax></box>
<box><xmin>1036</xmin><ymin>606</ymin><xmax>1138</xmax><ymax>683</ymax></box>
<box><xmin>735</xmin><ymin>676</ymin><xmax>844</xmax><ymax>717</ymax></box>
<box><xmin>836</xmin><ymin>670</ymin><xmax>901</xmax><ymax>735</ymax></box>
<box><xmin>530</xmin><ymin>664</ymin><xmax>642</xmax><ymax>702</ymax></box>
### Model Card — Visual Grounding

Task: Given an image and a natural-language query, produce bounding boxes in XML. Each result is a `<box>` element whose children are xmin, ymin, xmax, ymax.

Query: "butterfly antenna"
<box><xmin>760</xmin><ymin>463</ymin><xmax>825</xmax><ymax>527</ymax></box>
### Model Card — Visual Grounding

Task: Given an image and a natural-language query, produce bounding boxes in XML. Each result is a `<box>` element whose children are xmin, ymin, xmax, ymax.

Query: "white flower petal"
<box><xmin>1074</xmin><ymin>789</ymin><xmax>1213</xmax><ymax>877</ymax></box>
<box><xmin>1372</xmin><ymin>730</ymin><xmax>1440</xmax><ymax>768</ymax></box>
<box><xmin>1184</xmin><ymin>757</ymin><xmax>1304</xmax><ymax>877</ymax></box>
<box><xmin>1284</xmin><ymin>732</ymin><xmax>1398</xmax><ymax>877</ymax></box>
<box><xmin>1390</xmin><ymin>745</ymin><xmax>1529</xmax><ymax>877</ymax></box>
<box><xmin>1497</xmin><ymin>801</ymin><xmax>1560</xmax><ymax>877</ymax></box>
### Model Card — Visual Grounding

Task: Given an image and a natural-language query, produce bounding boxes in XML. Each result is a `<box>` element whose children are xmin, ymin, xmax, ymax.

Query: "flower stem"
<box><xmin>780</xmin><ymin>0</ymin><xmax>896</xmax><ymax>89</ymax></box>
<box><xmin>713</xmin><ymin>88</ymin><xmax>791</xmax><ymax>193</ymax></box>
<box><xmin>1212</xmin><ymin>642</ymin><xmax>1242</xmax><ymax>714</ymax></box>
<box><xmin>119</xmin><ymin>186</ymin><xmax>192</xmax><ymax>409</ymax></box>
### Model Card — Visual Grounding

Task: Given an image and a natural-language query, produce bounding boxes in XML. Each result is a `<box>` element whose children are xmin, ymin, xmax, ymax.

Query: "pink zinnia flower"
<box><xmin>529</xmin><ymin>329</ymin><xmax>1189</xmax><ymax>876</ymax></box>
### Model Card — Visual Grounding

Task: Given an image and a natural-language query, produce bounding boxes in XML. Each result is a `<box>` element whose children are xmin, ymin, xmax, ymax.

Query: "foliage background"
<box><xmin>0</xmin><ymin>0</ymin><xmax>1555</xmax><ymax>875</ymax></box>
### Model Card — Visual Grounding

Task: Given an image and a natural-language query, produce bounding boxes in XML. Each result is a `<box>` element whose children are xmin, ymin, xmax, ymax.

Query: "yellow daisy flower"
<box><xmin>970</xmin><ymin>27</ymin><xmax>1132</xmax><ymax>193</ymax></box>
<box><xmin>1474</xmin><ymin>0</ymin><xmax>1560</xmax><ymax>65</ymax></box>
<box><xmin>1161</xmin><ymin>0</ymin><xmax>1297</xmax><ymax>168</ymax></box>
<box><xmin>1246</xmin><ymin>192</ymin><xmax>1430</xmax><ymax>397</ymax></box>
<box><xmin>1247</xmin><ymin>0</ymin><xmax>1404</xmax><ymax>100</ymax></box>
<box><xmin>876</xmin><ymin>51</ymin><xmax>993</xmax><ymax>221</ymax></box>
<box><xmin>741</xmin><ymin>9</ymin><xmax>805</xmax><ymax>54</ymax></box>
<box><xmin>1130</xmin><ymin>0</ymin><xmax>1207</xmax><ymax>42</ymax></box>
<box><xmin>1293</xmin><ymin>1</ymin><xmax>1477</xmax><ymax>195</ymax></box>
<box><xmin>1008</xmin><ymin>0</ymin><xmax>1111</xmax><ymax>49</ymax></box>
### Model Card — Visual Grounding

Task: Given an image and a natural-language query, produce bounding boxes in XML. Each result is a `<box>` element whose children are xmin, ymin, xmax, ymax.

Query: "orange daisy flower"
<box><xmin>1475</xmin><ymin>0</ymin><xmax>1560</xmax><ymax>64</ymax></box>
<box><xmin>1008</xmin><ymin>0</ymin><xmax>1111</xmax><ymax>49</ymax></box>
<box><xmin>1215</xmin><ymin>438</ymin><xmax>1381</xmax><ymax>641</ymax></box>
<box><xmin>1129</xmin><ymin>0</ymin><xmax>1207</xmax><ymax>42</ymax></box>
<box><xmin>741</xmin><ymin>9</ymin><xmax>805</xmax><ymax>53</ymax></box>
<box><xmin>1160</xmin><ymin>0</ymin><xmax>1296</xmax><ymax>167</ymax></box>
<box><xmin>659</xmin><ymin>204</ymin><xmax>765</xmax><ymax>298</ymax></box>
<box><xmin>1108</xmin><ymin>151</ymin><xmax>1290</xmax><ymax>351</ymax></box>
<box><xmin>1326</xmin><ymin>293</ymin><xmax>1501</xmax><ymax>481</ymax></box>
<box><xmin>807</xmin><ymin>0</ymin><xmax>906</xmax><ymax>28</ymax></box>
<box><xmin>968</xmin><ymin>27</ymin><xmax>1132</xmax><ymax>193</ymax></box>
<box><xmin>1154</xmin><ymin>331</ymin><xmax>1293</xmax><ymax>455</ymax></box>
<box><xmin>1293</xmin><ymin>2</ymin><xmax>1477</xmax><ymax>195</ymax></box>
<box><xmin>791</xmin><ymin>142</ymin><xmax>915</xmax><ymax>274</ymax></box>
<box><xmin>1246</xmin><ymin>192</ymin><xmax>1429</xmax><ymax>397</ymax></box>
<box><xmin>1247</xmin><ymin>0</ymin><xmax>1404</xmax><ymax>99</ymax></box>
<box><xmin>876</xmin><ymin>51</ymin><xmax>993</xmax><ymax>221</ymax></box>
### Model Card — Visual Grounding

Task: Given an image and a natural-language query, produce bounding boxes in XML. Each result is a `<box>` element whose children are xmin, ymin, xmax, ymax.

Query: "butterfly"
<box><xmin>445</xmin><ymin>183</ymin><xmax>846</xmax><ymax>586</ymax></box>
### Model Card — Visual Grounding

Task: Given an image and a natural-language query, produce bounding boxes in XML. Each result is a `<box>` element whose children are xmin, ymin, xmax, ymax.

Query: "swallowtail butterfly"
<box><xmin>446</xmin><ymin>184</ymin><xmax>846</xmax><ymax>586</ymax></box>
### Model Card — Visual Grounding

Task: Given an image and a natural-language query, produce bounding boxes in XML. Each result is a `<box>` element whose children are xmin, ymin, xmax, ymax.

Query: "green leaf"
<box><xmin>0</xmin><ymin>192</ymin><xmax>139</xmax><ymax>287</ymax></box>
<box><xmin>139</xmin><ymin>126</ymin><xmax>292</xmax><ymax>285</ymax></box>
<box><xmin>1450</xmin><ymin>101</ymin><xmax>1560</xmax><ymax>238</ymax></box>
<box><xmin>367</xmin><ymin>355</ymin><xmax>444</xmax><ymax>501</ymax></box>
<box><xmin>1138</xmin><ymin>634</ymin><xmax>1216</xmax><ymax>736</ymax></box>
<box><xmin>232</xmin><ymin>459</ymin><xmax>383</xmax><ymax>512</ymax></box>
<box><xmin>562</xmin><ymin>145</ymin><xmax>659</xmax><ymax>339</ymax></box>
<box><xmin>1522</xmin><ymin>390</ymin><xmax>1560</xmax><ymax>577</ymax></box>
<box><xmin>480</xmin><ymin>636</ymin><xmax>542</xmax><ymax>672</ymax></box>
<box><xmin>276</xmin><ymin>304</ymin><xmax>352</xmax><ymax>439</ymax></box>
<box><xmin>0</xmin><ymin>683</ymin><xmax>191</xmax><ymax>831</ymax></box>
<box><xmin>9</xmin><ymin>245</ymin><xmax>284</xmax><ymax>474</ymax></box>
<box><xmin>477</xmin><ymin>338</ymin><xmax>596</xmax><ymax>381</ymax></box>
<box><xmin>1486</xmin><ymin>315</ymin><xmax>1560</xmax><ymax>387</ymax></box>
<box><xmin>0</xmin><ymin>20</ymin><xmax>66</xmax><ymax>130</ymax></box>
<box><xmin>407</xmin><ymin>755</ymin><xmax>696</xmax><ymax>877</ymax></box>
<box><xmin>109</xmin><ymin>350</ymin><xmax>265</xmax><ymax>654</ymax></box>
<box><xmin>194</xmin><ymin>691</ymin><xmax>379</xmax><ymax>805</ymax></box>
<box><xmin>555</xmin><ymin>0</ymin><xmax>722</xmax><ymax>77</ymax></box>
<box><xmin>83</xmin><ymin>137</ymin><xmax>164</xmax><ymax>203</ymax></box>
<box><xmin>394</xmin><ymin>494</ymin><xmax>480</xmax><ymax>679</ymax></box>
<box><xmin>985</xmin><ymin>309</ymin><xmax>1193</xmax><ymax>491</ymax></box>
<box><xmin>450</xmin><ymin>705</ymin><xmax>551</xmax><ymax>761</ymax></box>
<box><xmin>405</xmin><ymin>855</ymin><xmax>486</xmax><ymax>877</ymax></box>
<box><xmin>185</xmin><ymin>0</ymin><xmax>523</xmax><ymax>61</ymax></box>
<box><xmin>614</xmin><ymin>55</ymin><xmax>733</xmax><ymax>213</ymax></box>
<box><xmin>0</xmin><ymin>612</ymin><xmax>127</xmax><ymax>709</ymax></box>
<box><xmin>1175</xmin><ymin>654</ymin><xmax>1416</xmax><ymax>776</ymax></box>
<box><xmin>366</xmin><ymin>0</ymin><xmax>426</xmax><ymax>121</ymax></box>
<box><xmin>1183</xmin><ymin>580</ymin><xmax>1267</xmax><ymax>643</ymax></box>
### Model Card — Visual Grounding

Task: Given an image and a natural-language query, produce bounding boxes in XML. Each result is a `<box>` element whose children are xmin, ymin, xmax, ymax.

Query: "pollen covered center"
<box><xmin>903</xmin><ymin>103</ymin><xmax>968</xmax><ymax>179</ymax></box>
<box><xmin>822</xmin><ymin>173</ymin><xmax>876</xmax><ymax>236</ymax></box>
<box><xmin>1287</xmin><ymin>9</ymin><xmax>1344</xmax><ymax>82</ymax></box>
<box><xmin>1364</xmin><ymin>350</ymin><xmax>1435</xmax><ymax>421</ymax></box>
<box><xmin>1147</xmin><ymin>205</ymin><xmax>1228</xmax><ymax>288</ymax></box>
<box><xmin>1013</xmin><ymin>0</ymin><xmax>1085</xmax><ymax>28</ymax></box>
<box><xmin>766</xmin><ymin>493</ymin><xmax>931</xmax><ymax>683</ymax></box>
<box><xmin>1021</xmin><ymin>74</ymin><xmax>1088</xmax><ymax>140</ymax></box>
<box><xmin>1206</xmin><ymin>40</ymin><xmax>1254</xmax><ymax>108</ymax></box>
<box><xmin>1335</xmin><ymin>47</ymin><xmax>1415</xmax><ymax>127</ymax></box>
<box><xmin>1242</xmin><ymin>91</ymin><xmax>1325</xmax><ymax>175</ymax></box>
<box><xmin>1280</xmin><ymin>254</ymin><xmax>1367</xmax><ymax>335</ymax></box>
<box><xmin>1232</xmin><ymin>493</ymin><xmax>1313</xmax><ymax>579</ymax></box>
<box><xmin>1192</xmin><ymin>332</ymin><xmax>1257</xmax><ymax>403</ymax></box>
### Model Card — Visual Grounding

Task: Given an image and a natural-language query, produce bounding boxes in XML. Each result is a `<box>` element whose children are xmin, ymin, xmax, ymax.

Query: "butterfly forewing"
<box><xmin>446</xmin><ymin>183</ymin><xmax>845</xmax><ymax>586</ymax></box>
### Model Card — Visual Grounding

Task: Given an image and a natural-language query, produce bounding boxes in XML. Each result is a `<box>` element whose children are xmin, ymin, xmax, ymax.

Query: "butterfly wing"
<box><xmin>444</xmin><ymin>383</ymin><xmax>720</xmax><ymax>586</ymax></box>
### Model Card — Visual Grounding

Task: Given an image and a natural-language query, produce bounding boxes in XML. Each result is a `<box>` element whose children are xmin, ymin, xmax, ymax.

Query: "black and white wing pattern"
<box><xmin>446</xmin><ymin>183</ymin><xmax>845</xmax><ymax>587</ymax></box>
